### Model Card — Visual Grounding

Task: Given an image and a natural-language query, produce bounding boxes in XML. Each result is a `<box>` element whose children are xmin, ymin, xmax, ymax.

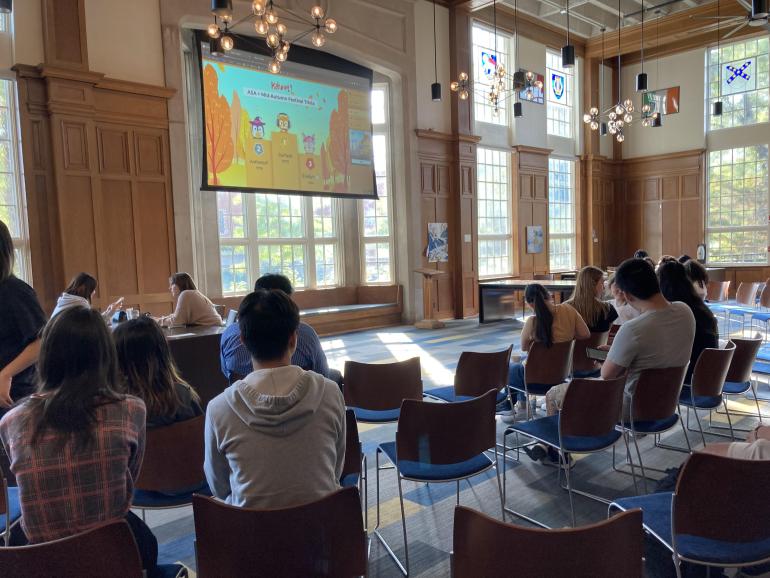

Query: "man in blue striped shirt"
<box><xmin>220</xmin><ymin>274</ymin><xmax>341</xmax><ymax>384</ymax></box>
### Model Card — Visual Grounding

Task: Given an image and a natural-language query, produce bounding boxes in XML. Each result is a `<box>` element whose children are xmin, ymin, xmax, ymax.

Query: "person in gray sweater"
<box><xmin>204</xmin><ymin>288</ymin><xmax>346</xmax><ymax>510</ymax></box>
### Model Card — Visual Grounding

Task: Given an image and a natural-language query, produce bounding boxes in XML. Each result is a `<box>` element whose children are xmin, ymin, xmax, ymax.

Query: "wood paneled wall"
<box><xmin>581</xmin><ymin>155</ymin><xmax>620</xmax><ymax>269</ymax></box>
<box><xmin>415</xmin><ymin>130</ymin><xmax>479</xmax><ymax>320</ymax></box>
<box><xmin>512</xmin><ymin>146</ymin><xmax>551</xmax><ymax>276</ymax></box>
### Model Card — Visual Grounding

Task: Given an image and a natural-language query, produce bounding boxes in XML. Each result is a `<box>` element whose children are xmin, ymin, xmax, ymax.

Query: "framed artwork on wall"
<box><xmin>526</xmin><ymin>225</ymin><xmax>544</xmax><ymax>254</ymax></box>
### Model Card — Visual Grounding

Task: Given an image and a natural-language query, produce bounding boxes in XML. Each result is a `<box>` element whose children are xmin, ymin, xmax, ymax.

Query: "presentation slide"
<box><xmin>199</xmin><ymin>39</ymin><xmax>376</xmax><ymax>199</ymax></box>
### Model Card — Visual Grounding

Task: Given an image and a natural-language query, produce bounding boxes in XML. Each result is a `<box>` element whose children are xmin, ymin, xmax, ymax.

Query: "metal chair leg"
<box><xmin>632</xmin><ymin>434</ymin><xmax>649</xmax><ymax>494</ymax></box>
<box><xmin>562</xmin><ymin>450</ymin><xmax>576</xmax><ymax>527</ymax></box>
<box><xmin>397</xmin><ymin>474</ymin><xmax>409</xmax><ymax>576</ymax></box>
<box><xmin>723</xmin><ymin>400</ymin><xmax>736</xmax><ymax>440</ymax></box>
<box><xmin>494</xmin><ymin>446</ymin><xmax>505</xmax><ymax>519</ymax></box>
<box><xmin>456</xmin><ymin>480</ymin><xmax>460</xmax><ymax>506</ymax></box>
<box><xmin>693</xmin><ymin>406</ymin><xmax>707</xmax><ymax>448</ymax></box>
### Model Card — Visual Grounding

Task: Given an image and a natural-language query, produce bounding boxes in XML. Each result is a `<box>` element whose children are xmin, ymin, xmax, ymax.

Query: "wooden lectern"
<box><xmin>414</xmin><ymin>268</ymin><xmax>445</xmax><ymax>330</ymax></box>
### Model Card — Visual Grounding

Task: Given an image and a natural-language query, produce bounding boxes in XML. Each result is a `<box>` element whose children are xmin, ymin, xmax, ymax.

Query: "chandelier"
<box><xmin>207</xmin><ymin>0</ymin><xmax>338</xmax><ymax>74</ymax></box>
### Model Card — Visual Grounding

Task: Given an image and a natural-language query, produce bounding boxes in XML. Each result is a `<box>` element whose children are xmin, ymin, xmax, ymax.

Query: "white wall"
<box><xmin>621</xmin><ymin>48</ymin><xmax>706</xmax><ymax>158</ymax></box>
<box><xmin>9</xmin><ymin>1</ymin><xmax>44</xmax><ymax>68</ymax></box>
<box><xmin>414</xmin><ymin>0</ymin><xmax>451</xmax><ymax>132</ymax></box>
<box><xmin>511</xmin><ymin>35</ymin><xmax>548</xmax><ymax>150</ymax></box>
<box><xmin>599</xmin><ymin>62</ymin><xmax>613</xmax><ymax>158</ymax></box>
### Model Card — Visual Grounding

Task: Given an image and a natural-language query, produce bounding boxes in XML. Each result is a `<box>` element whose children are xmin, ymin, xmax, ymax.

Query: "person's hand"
<box><xmin>597</xmin><ymin>344</ymin><xmax>611</xmax><ymax>351</ymax></box>
<box><xmin>104</xmin><ymin>297</ymin><xmax>124</xmax><ymax>316</ymax></box>
<box><xmin>0</xmin><ymin>371</ymin><xmax>13</xmax><ymax>408</ymax></box>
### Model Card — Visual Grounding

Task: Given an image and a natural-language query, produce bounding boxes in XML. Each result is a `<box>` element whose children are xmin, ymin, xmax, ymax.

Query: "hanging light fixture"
<box><xmin>713</xmin><ymin>0</ymin><xmax>723</xmax><ymax>116</ymax></box>
<box><xmin>562</xmin><ymin>0</ymin><xmax>576</xmax><ymax>67</ymax></box>
<box><xmin>431</xmin><ymin>0</ymin><xmax>442</xmax><ymax>101</ymax></box>
<box><xmin>205</xmin><ymin>1</ymin><xmax>339</xmax><ymax>75</ymax></box>
<box><xmin>636</xmin><ymin>0</ymin><xmax>648</xmax><ymax>92</ymax></box>
<box><xmin>513</xmin><ymin>0</ymin><xmax>523</xmax><ymax>117</ymax></box>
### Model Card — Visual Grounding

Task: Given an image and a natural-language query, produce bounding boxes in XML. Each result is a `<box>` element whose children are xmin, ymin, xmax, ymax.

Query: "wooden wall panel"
<box><xmin>512</xmin><ymin>146</ymin><xmax>551</xmax><ymax>277</ymax></box>
<box><xmin>135</xmin><ymin>181</ymin><xmax>174</xmax><ymax>294</ymax></box>
<box><xmin>100</xmin><ymin>179</ymin><xmax>139</xmax><ymax>296</ymax></box>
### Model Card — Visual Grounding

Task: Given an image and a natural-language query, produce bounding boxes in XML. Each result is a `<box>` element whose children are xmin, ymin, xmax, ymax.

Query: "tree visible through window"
<box><xmin>477</xmin><ymin>147</ymin><xmax>511</xmax><ymax>277</ymax></box>
<box><xmin>548</xmin><ymin>158</ymin><xmax>576</xmax><ymax>271</ymax></box>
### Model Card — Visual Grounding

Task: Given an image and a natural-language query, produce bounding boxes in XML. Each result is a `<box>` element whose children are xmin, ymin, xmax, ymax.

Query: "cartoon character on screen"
<box><xmin>300</xmin><ymin>133</ymin><xmax>321</xmax><ymax>190</ymax></box>
<box><xmin>302</xmin><ymin>134</ymin><xmax>316</xmax><ymax>155</ymax></box>
<box><xmin>271</xmin><ymin>112</ymin><xmax>300</xmax><ymax>189</ymax></box>
<box><xmin>250</xmin><ymin>116</ymin><xmax>266</xmax><ymax>155</ymax></box>
<box><xmin>277</xmin><ymin>113</ymin><xmax>291</xmax><ymax>133</ymax></box>
<box><xmin>245</xmin><ymin>115</ymin><xmax>273</xmax><ymax>188</ymax></box>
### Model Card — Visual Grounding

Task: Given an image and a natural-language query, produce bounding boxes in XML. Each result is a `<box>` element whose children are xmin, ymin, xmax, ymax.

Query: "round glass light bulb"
<box><xmin>450</xmin><ymin>81</ymin><xmax>459</xmax><ymax>91</ymax></box>
<box><xmin>583</xmin><ymin>113</ymin><xmax>592</xmax><ymax>123</ymax></box>
<box><xmin>266</xmin><ymin>8</ymin><xmax>279</xmax><ymax>24</ymax></box>
<box><xmin>623</xmin><ymin>113</ymin><xmax>633</xmax><ymax>123</ymax></box>
<box><xmin>615</xmin><ymin>104</ymin><xmax>624</xmax><ymax>115</ymax></box>
<box><xmin>280</xmin><ymin>40</ymin><xmax>290</xmax><ymax>52</ymax></box>
<box><xmin>459</xmin><ymin>72</ymin><xmax>468</xmax><ymax>82</ymax></box>
<box><xmin>221</xmin><ymin>13</ymin><xmax>232</xmax><ymax>23</ymax></box>
<box><xmin>311</xmin><ymin>30</ymin><xmax>326</xmax><ymax>47</ymax></box>
<box><xmin>609</xmin><ymin>125</ymin><xmax>617</xmax><ymax>134</ymax></box>
<box><xmin>459</xmin><ymin>89</ymin><xmax>469</xmax><ymax>100</ymax></box>
<box><xmin>590</xmin><ymin>107</ymin><xmax>599</xmax><ymax>116</ymax></box>
<box><xmin>252</xmin><ymin>0</ymin><xmax>265</xmax><ymax>15</ymax></box>
<box><xmin>609</xmin><ymin>111</ymin><xmax>617</xmax><ymax>120</ymax></box>
<box><xmin>311</xmin><ymin>5</ymin><xmax>325</xmax><ymax>19</ymax></box>
<box><xmin>207</xmin><ymin>23</ymin><xmax>221</xmax><ymax>38</ymax></box>
<box><xmin>623</xmin><ymin>98</ymin><xmax>633</xmax><ymax>108</ymax></box>
<box><xmin>255</xmin><ymin>20</ymin><xmax>269</xmax><ymax>35</ymax></box>
<box><xmin>268</xmin><ymin>60</ymin><xmax>281</xmax><ymax>74</ymax></box>
<box><xmin>590</xmin><ymin>121</ymin><xmax>599</xmax><ymax>130</ymax></box>
<box><xmin>617</xmin><ymin>119</ymin><xmax>624</xmax><ymax>127</ymax></box>
<box><xmin>526</xmin><ymin>90</ymin><xmax>534</xmax><ymax>100</ymax></box>
<box><xmin>617</xmin><ymin>133</ymin><xmax>625</xmax><ymax>143</ymax></box>
<box><xmin>266</xmin><ymin>32</ymin><xmax>280</xmax><ymax>48</ymax></box>
<box><xmin>642</xmin><ymin>104</ymin><xmax>650</xmax><ymax>113</ymax></box>
<box><xmin>276</xmin><ymin>22</ymin><xmax>287</xmax><ymax>35</ymax></box>
<box><xmin>276</xmin><ymin>50</ymin><xmax>288</xmax><ymax>62</ymax></box>
<box><xmin>535</xmin><ymin>80</ymin><xmax>543</xmax><ymax>89</ymax></box>
<box><xmin>526</xmin><ymin>70</ymin><xmax>534</xmax><ymax>80</ymax></box>
<box><xmin>324</xmin><ymin>18</ymin><xmax>337</xmax><ymax>33</ymax></box>
<box><xmin>220</xmin><ymin>34</ymin><xmax>234</xmax><ymax>51</ymax></box>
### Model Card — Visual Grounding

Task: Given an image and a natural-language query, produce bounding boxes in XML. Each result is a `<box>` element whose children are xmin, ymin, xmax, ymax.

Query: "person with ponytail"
<box><xmin>505</xmin><ymin>283</ymin><xmax>589</xmax><ymax>422</ymax></box>
<box><xmin>0</xmin><ymin>308</ymin><xmax>159</xmax><ymax>575</ymax></box>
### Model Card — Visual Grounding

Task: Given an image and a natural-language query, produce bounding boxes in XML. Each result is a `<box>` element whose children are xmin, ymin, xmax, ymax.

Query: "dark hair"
<box><xmin>170</xmin><ymin>272</ymin><xmax>196</xmax><ymax>292</ymax></box>
<box><xmin>684</xmin><ymin>259</ymin><xmax>709</xmax><ymax>286</ymax></box>
<box><xmin>0</xmin><ymin>220</ymin><xmax>13</xmax><ymax>283</ymax></box>
<box><xmin>644</xmin><ymin>257</ymin><xmax>657</xmax><ymax>269</ymax></box>
<box><xmin>658</xmin><ymin>261</ymin><xmax>716</xmax><ymax>335</ymax></box>
<box><xmin>113</xmin><ymin>316</ymin><xmax>197</xmax><ymax>420</ymax></box>
<box><xmin>633</xmin><ymin>250</ymin><xmax>649</xmax><ymax>260</ymax></box>
<box><xmin>27</xmin><ymin>307</ymin><xmax>123</xmax><ymax>448</ymax></box>
<box><xmin>255</xmin><ymin>273</ymin><xmax>294</xmax><ymax>295</ymax></box>
<box><xmin>678</xmin><ymin>254</ymin><xmax>693</xmax><ymax>264</ymax></box>
<box><xmin>64</xmin><ymin>272</ymin><xmax>98</xmax><ymax>302</ymax></box>
<box><xmin>525</xmin><ymin>284</ymin><xmax>554</xmax><ymax>348</ymax></box>
<box><xmin>239</xmin><ymin>289</ymin><xmax>300</xmax><ymax>362</ymax></box>
<box><xmin>658</xmin><ymin>255</ymin><xmax>677</xmax><ymax>268</ymax></box>
<box><xmin>614</xmin><ymin>258</ymin><xmax>661</xmax><ymax>300</ymax></box>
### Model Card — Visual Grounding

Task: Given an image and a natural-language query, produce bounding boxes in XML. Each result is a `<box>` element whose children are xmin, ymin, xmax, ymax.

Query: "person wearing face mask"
<box><xmin>608</xmin><ymin>274</ymin><xmax>639</xmax><ymax>326</ymax></box>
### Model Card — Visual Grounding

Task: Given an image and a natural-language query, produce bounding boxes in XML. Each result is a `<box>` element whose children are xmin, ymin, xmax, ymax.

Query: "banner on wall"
<box><xmin>480</xmin><ymin>51</ymin><xmax>498</xmax><ymax>77</ymax></box>
<box><xmin>722</xmin><ymin>58</ymin><xmax>755</xmax><ymax>96</ymax></box>
<box><xmin>551</xmin><ymin>72</ymin><xmax>565</xmax><ymax>100</ymax></box>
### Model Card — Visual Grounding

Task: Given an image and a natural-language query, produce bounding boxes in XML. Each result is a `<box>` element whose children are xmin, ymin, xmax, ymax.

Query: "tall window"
<box><xmin>472</xmin><ymin>24</ymin><xmax>508</xmax><ymax>125</ymax></box>
<box><xmin>706</xmin><ymin>145</ymin><xmax>769</xmax><ymax>264</ymax></box>
<box><xmin>546</xmin><ymin>50</ymin><xmax>574</xmax><ymax>138</ymax></box>
<box><xmin>360</xmin><ymin>85</ymin><xmax>394</xmax><ymax>284</ymax></box>
<box><xmin>707</xmin><ymin>36</ymin><xmax>769</xmax><ymax>131</ymax></box>
<box><xmin>477</xmin><ymin>147</ymin><xmax>511</xmax><ymax>277</ymax></box>
<box><xmin>217</xmin><ymin>192</ymin><xmax>342</xmax><ymax>294</ymax></box>
<box><xmin>0</xmin><ymin>79</ymin><xmax>29</xmax><ymax>281</ymax></box>
<box><xmin>548</xmin><ymin>158</ymin><xmax>576</xmax><ymax>271</ymax></box>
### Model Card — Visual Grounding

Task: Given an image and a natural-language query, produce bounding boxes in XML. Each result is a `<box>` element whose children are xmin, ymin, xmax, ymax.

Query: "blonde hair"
<box><xmin>566</xmin><ymin>266</ymin><xmax>610</xmax><ymax>329</ymax></box>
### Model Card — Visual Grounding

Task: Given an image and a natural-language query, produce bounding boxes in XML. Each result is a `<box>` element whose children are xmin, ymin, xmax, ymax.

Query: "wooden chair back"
<box><xmin>607</xmin><ymin>323</ymin><xmax>620</xmax><ymax>346</ymax></box>
<box><xmin>524</xmin><ymin>341</ymin><xmax>574</xmax><ymax>386</ymax></box>
<box><xmin>0</xmin><ymin>521</ymin><xmax>143</xmax><ymax>578</ymax></box>
<box><xmin>343</xmin><ymin>357</ymin><xmax>422</xmax><ymax>411</ymax></box>
<box><xmin>396</xmin><ymin>390</ymin><xmax>497</xmax><ymax>465</ymax></box>
<box><xmin>341</xmin><ymin>409</ymin><xmax>362</xmax><ymax>481</ymax></box>
<box><xmin>675</xmin><ymin>453</ymin><xmax>770</xmax><ymax>545</ymax></box>
<box><xmin>572</xmin><ymin>331</ymin><xmax>609</xmax><ymax>374</ymax></box>
<box><xmin>758</xmin><ymin>281</ymin><xmax>770</xmax><ymax>308</ymax></box>
<box><xmin>193</xmin><ymin>487</ymin><xmax>366</xmax><ymax>578</ymax></box>
<box><xmin>560</xmin><ymin>376</ymin><xmax>626</xmax><ymax>439</ymax></box>
<box><xmin>452</xmin><ymin>506</ymin><xmax>643</xmax><ymax>578</ymax></box>
<box><xmin>690</xmin><ymin>342</ymin><xmax>735</xmax><ymax>398</ymax></box>
<box><xmin>736</xmin><ymin>282</ymin><xmax>761</xmax><ymax>306</ymax></box>
<box><xmin>136</xmin><ymin>415</ymin><xmax>206</xmax><ymax>493</ymax></box>
<box><xmin>454</xmin><ymin>346</ymin><xmax>512</xmax><ymax>398</ymax></box>
<box><xmin>628</xmin><ymin>366</ymin><xmax>688</xmax><ymax>423</ymax></box>
<box><xmin>725</xmin><ymin>336</ymin><xmax>762</xmax><ymax>384</ymax></box>
<box><xmin>706</xmin><ymin>281</ymin><xmax>730</xmax><ymax>302</ymax></box>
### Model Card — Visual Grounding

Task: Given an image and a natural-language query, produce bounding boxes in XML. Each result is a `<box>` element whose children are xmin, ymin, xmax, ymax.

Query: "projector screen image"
<box><xmin>199</xmin><ymin>38</ymin><xmax>376</xmax><ymax>199</ymax></box>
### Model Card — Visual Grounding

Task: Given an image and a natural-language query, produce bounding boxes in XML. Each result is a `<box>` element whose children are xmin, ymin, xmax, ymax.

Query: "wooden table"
<box><xmin>478</xmin><ymin>279</ymin><xmax>577</xmax><ymax>324</ymax></box>
<box><xmin>164</xmin><ymin>326</ymin><xmax>228</xmax><ymax>408</ymax></box>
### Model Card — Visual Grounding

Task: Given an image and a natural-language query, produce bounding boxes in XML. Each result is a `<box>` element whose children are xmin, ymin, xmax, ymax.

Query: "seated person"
<box><xmin>204</xmin><ymin>288</ymin><xmax>346</xmax><ymax>509</ymax></box>
<box><xmin>157</xmin><ymin>272</ymin><xmax>222</xmax><ymax>327</ymax></box>
<box><xmin>0</xmin><ymin>308</ymin><xmax>158</xmax><ymax>575</ymax></box>
<box><xmin>601</xmin><ymin>258</ymin><xmax>695</xmax><ymax>416</ymax></box>
<box><xmin>113</xmin><ymin>316</ymin><xmax>203</xmax><ymax>427</ymax></box>
<box><xmin>609</xmin><ymin>274</ymin><xmax>639</xmax><ymax>325</ymax></box>
<box><xmin>701</xmin><ymin>424</ymin><xmax>770</xmax><ymax>460</ymax></box>
<box><xmin>658</xmin><ymin>261</ymin><xmax>718</xmax><ymax>385</ymax></box>
<box><xmin>220</xmin><ymin>273</ymin><xmax>341</xmax><ymax>384</ymax></box>
<box><xmin>683</xmin><ymin>259</ymin><xmax>709</xmax><ymax>301</ymax></box>
<box><xmin>51</xmin><ymin>272</ymin><xmax>123</xmax><ymax>320</ymax></box>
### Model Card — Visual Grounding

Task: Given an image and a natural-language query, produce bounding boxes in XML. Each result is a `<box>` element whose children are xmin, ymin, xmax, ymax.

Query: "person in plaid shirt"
<box><xmin>0</xmin><ymin>307</ymin><xmax>158</xmax><ymax>575</ymax></box>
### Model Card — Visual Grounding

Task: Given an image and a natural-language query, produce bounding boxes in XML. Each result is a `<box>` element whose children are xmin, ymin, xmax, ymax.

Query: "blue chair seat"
<box><xmin>679</xmin><ymin>386</ymin><xmax>722</xmax><ymax>409</ymax></box>
<box><xmin>424</xmin><ymin>386</ymin><xmax>507</xmax><ymax>404</ymax></box>
<box><xmin>621</xmin><ymin>414</ymin><xmax>679</xmax><ymax>434</ymax></box>
<box><xmin>507</xmin><ymin>414</ymin><xmax>621</xmax><ymax>453</ymax></box>
<box><xmin>133</xmin><ymin>483</ymin><xmax>211</xmax><ymax>508</ymax></box>
<box><xmin>573</xmin><ymin>369</ymin><xmax>601</xmax><ymax>379</ymax></box>
<box><xmin>378</xmin><ymin>441</ymin><xmax>493</xmax><ymax>481</ymax></box>
<box><xmin>351</xmin><ymin>407</ymin><xmax>401</xmax><ymax>423</ymax></box>
<box><xmin>340</xmin><ymin>472</ymin><xmax>360</xmax><ymax>488</ymax></box>
<box><xmin>751</xmin><ymin>312</ymin><xmax>770</xmax><ymax>322</ymax></box>
<box><xmin>723</xmin><ymin>380</ymin><xmax>751</xmax><ymax>395</ymax></box>
<box><xmin>612</xmin><ymin>492</ymin><xmax>673</xmax><ymax>548</ymax></box>
<box><xmin>0</xmin><ymin>486</ymin><xmax>20</xmax><ymax>532</ymax></box>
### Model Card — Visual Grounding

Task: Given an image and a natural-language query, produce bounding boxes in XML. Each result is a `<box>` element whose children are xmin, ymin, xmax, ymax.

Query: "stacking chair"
<box><xmin>749</xmin><ymin>284</ymin><xmax>770</xmax><ymax>339</ymax></box>
<box><xmin>507</xmin><ymin>340</ymin><xmax>574</xmax><ymax>420</ymax></box>
<box><xmin>192</xmin><ymin>487</ymin><xmax>366</xmax><ymax>578</ymax></box>
<box><xmin>572</xmin><ymin>331</ymin><xmax>609</xmax><ymax>378</ymax></box>
<box><xmin>424</xmin><ymin>346</ymin><xmax>511</xmax><ymax>404</ymax></box>
<box><xmin>610</xmin><ymin>453</ymin><xmax>770</xmax><ymax>578</ymax></box>
<box><xmin>675</xmin><ymin>342</ymin><xmax>736</xmax><ymax>447</ymax></box>
<box><xmin>0</xmin><ymin>477</ymin><xmax>20</xmax><ymax>546</ymax></box>
<box><xmin>607</xmin><ymin>323</ymin><xmax>620</xmax><ymax>346</ymax></box>
<box><xmin>340</xmin><ymin>408</ymin><xmax>367</xmax><ymax>529</ymax></box>
<box><xmin>503</xmin><ymin>376</ymin><xmax>628</xmax><ymax>527</ymax></box>
<box><xmin>343</xmin><ymin>357</ymin><xmax>422</xmax><ymax>423</ymax></box>
<box><xmin>452</xmin><ymin>506</ymin><xmax>643</xmax><ymax>578</ymax></box>
<box><xmin>716</xmin><ymin>336</ymin><xmax>764</xmax><ymax>426</ymax></box>
<box><xmin>706</xmin><ymin>280</ymin><xmax>730</xmax><ymax>303</ymax></box>
<box><xmin>133</xmin><ymin>415</ymin><xmax>210</xmax><ymax>518</ymax></box>
<box><xmin>224</xmin><ymin>309</ymin><xmax>237</xmax><ymax>326</ymax></box>
<box><xmin>613</xmin><ymin>366</ymin><xmax>690</xmax><ymax>494</ymax></box>
<box><xmin>374</xmin><ymin>390</ymin><xmax>502</xmax><ymax>576</ymax></box>
<box><xmin>710</xmin><ymin>281</ymin><xmax>761</xmax><ymax>334</ymax></box>
<box><xmin>0</xmin><ymin>519</ymin><xmax>187</xmax><ymax>578</ymax></box>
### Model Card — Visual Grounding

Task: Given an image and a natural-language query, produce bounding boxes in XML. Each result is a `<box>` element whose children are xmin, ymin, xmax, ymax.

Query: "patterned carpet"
<box><xmin>144</xmin><ymin>318</ymin><xmax>767</xmax><ymax>577</ymax></box>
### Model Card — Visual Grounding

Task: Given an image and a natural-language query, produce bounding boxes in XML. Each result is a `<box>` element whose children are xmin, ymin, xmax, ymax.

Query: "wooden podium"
<box><xmin>414</xmin><ymin>268</ymin><xmax>445</xmax><ymax>330</ymax></box>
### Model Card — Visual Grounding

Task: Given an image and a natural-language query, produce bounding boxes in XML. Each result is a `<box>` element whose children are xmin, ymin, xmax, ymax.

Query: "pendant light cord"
<box><xmin>640</xmin><ymin>0</ymin><xmax>644</xmax><ymax>74</ymax></box>
<box><xmin>617</xmin><ymin>0</ymin><xmax>621</xmax><ymax>101</ymax></box>
<box><xmin>433</xmin><ymin>0</ymin><xmax>438</xmax><ymax>83</ymax></box>
<box><xmin>567</xmin><ymin>0</ymin><xmax>570</xmax><ymax>46</ymax></box>
<box><xmin>717</xmin><ymin>0</ymin><xmax>721</xmax><ymax>99</ymax></box>
<box><xmin>514</xmin><ymin>0</ymin><xmax>519</xmax><ymax>61</ymax></box>
<box><xmin>601</xmin><ymin>28</ymin><xmax>605</xmax><ymax>111</ymax></box>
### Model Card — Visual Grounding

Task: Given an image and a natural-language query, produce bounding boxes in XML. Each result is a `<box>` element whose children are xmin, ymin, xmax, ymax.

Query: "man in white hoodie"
<box><xmin>204</xmin><ymin>288</ymin><xmax>346</xmax><ymax>509</ymax></box>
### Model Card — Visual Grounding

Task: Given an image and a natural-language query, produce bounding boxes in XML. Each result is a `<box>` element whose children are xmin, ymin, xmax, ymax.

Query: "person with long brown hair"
<box><xmin>0</xmin><ymin>220</ymin><xmax>46</xmax><ymax>411</ymax></box>
<box><xmin>0</xmin><ymin>307</ymin><xmax>159</xmax><ymax>574</ymax></box>
<box><xmin>50</xmin><ymin>272</ymin><xmax>124</xmax><ymax>319</ymax></box>
<box><xmin>113</xmin><ymin>316</ymin><xmax>202</xmax><ymax>427</ymax></box>
<box><xmin>156</xmin><ymin>272</ymin><xmax>222</xmax><ymax>327</ymax></box>
<box><xmin>565</xmin><ymin>266</ymin><xmax>618</xmax><ymax>334</ymax></box>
